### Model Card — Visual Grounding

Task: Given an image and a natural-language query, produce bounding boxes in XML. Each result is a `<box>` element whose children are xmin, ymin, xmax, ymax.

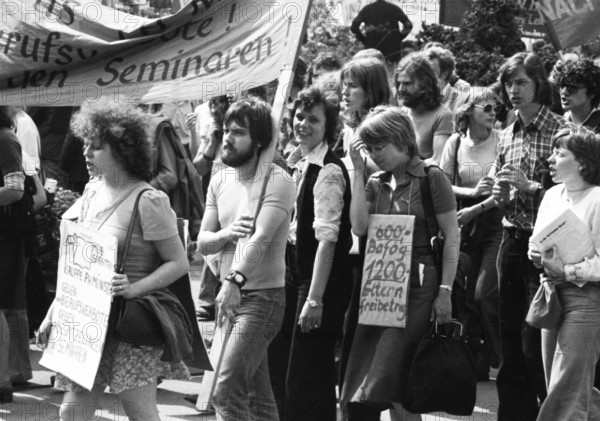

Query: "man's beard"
<box><xmin>221</xmin><ymin>143</ymin><xmax>256</xmax><ymax>168</ymax></box>
<box><xmin>398</xmin><ymin>91</ymin><xmax>423</xmax><ymax>109</ymax></box>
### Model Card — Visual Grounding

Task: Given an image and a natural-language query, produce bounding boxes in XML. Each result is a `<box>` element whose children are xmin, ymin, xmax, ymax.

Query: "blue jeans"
<box><xmin>496</xmin><ymin>230</ymin><xmax>546</xmax><ymax>421</ymax></box>
<box><xmin>212</xmin><ymin>288</ymin><xmax>285</xmax><ymax>421</ymax></box>
<box><xmin>460</xmin><ymin>215</ymin><xmax>502</xmax><ymax>370</ymax></box>
<box><xmin>538</xmin><ymin>284</ymin><xmax>600</xmax><ymax>421</ymax></box>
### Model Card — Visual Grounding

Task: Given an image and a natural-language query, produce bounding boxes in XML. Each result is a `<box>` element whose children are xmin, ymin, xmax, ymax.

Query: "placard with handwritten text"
<box><xmin>40</xmin><ymin>220</ymin><xmax>117</xmax><ymax>390</ymax></box>
<box><xmin>358</xmin><ymin>214</ymin><xmax>414</xmax><ymax>328</ymax></box>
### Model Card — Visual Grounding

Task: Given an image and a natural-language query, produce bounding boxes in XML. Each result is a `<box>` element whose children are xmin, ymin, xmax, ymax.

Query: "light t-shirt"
<box><xmin>206</xmin><ymin>165</ymin><xmax>296</xmax><ymax>289</ymax></box>
<box><xmin>407</xmin><ymin>105</ymin><xmax>453</xmax><ymax>160</ymax></box>
<box><xmin>440</xmin><ymin>131</ymin><xmax>499</xmax><ymax>188</ymax></box>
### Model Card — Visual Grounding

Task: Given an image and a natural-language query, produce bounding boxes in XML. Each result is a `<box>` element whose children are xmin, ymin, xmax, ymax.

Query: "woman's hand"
<box><xmin>457</xmin><ymin>206</ymin><xmax>477</xmax><ymax>227</ymax></box>
<box><xmin>185</xmin><ymin>112</ymin><xmax>197</xmax><ymax>130</ymax></box>
<box><xmin>541</xmin><ymin>246</ymin><xmax>566</xmax><ymax>279</ymax></box>
<box><xmin>528</xmin><ymin>247</ymin><xmax>543</xmax><ymax>269</ymax></box>
<box><xmin>431</xmin><ymin>290</ymin><xmax>452</xmax><ymax>324</ymax></box>
<box><xmin>298</xmin><ymin>301</ymin><xmax>323</xmax><ymax>333</ymax></box>
<box><xmin>223</xmin><ymin>215</ymin><xmax>254</xmax><ymax>243</ymax></box>
<box><xmin>112</xmin><ymin>274</ymin><xmax>138</xmax><ymax>299</ymax></box>
<box><xmin>471</xmin><ymin>176</ymin><xmax>494</xmax><ymax>197</ymax></box>
<box><xmin>36</xmin><ymin>304</ymin><xmax>55</xmax><ymax>350</ymax></box>
<box><xmin>349</xmin><ymin>135</ymin><xmax>366</xmax><ymax>174</ymax></box>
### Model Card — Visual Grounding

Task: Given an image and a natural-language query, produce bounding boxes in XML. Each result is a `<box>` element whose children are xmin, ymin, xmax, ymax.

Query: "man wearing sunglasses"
<box><xmin>491</xmin><ymin>52</ymin><xmax>566</xmax><ymax>421</ymax></box>
<box><xmin>553</xmin><ymin>59</ymin><xmax>600</xmax><ymax>133</ymax></box>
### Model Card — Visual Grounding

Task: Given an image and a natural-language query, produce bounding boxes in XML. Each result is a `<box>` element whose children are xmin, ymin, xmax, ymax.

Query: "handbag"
<box><xmin>404</xmin><ymin>321</ymin><xmax>479</xmax><ymax>415</ymax></box>
<box><xmin>110</xmin><ymin>188</ymin><xmax>165</xmax><ymax>347</ymax></box>
<box><xmin>525</xmin><ymin>275</ymin><xmax>562</xmax><ymax>330</ymax></box>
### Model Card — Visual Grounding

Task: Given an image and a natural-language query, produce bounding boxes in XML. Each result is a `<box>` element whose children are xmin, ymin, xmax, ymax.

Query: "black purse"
<box><xmin>110</xmin><ymin>188</ymin><xmax>165</xmax><ymax>347</ymax></box>
<box><xmin>403</xmin><ymin>321</ymin><xmax>480</xmax><ymax>415</ymax></box>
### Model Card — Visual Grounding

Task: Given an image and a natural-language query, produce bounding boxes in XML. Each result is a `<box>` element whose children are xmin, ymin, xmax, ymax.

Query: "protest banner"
<box><xmin>359</xmin><ymin>214</ymin><xmax>415</xmax><ymax>328</ymax></box>
<box><xmin>39</xmin><ymin>219</ymin><xmax>116</xmax><ymax>390</ymax></box>
<box><xmin>0</xmin><ymin>0</ymin><xmax>310</xmax><ymax>105</ymax></box>
<box><xmin>535</xmin><ymin>0</ymin><xmax>600</xmax><ymax>49</ymax></box>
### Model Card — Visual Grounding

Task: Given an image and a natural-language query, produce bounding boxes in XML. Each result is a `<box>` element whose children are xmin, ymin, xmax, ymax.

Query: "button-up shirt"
<box><xmin>495</xmin><ymin>105</ymin><xmax>565</xmax><ymax>231</ymax></box>
<box><xmin>288</xmin><ymin>142</ymin><xmax>346</xmax><ymax>244</ymax></box>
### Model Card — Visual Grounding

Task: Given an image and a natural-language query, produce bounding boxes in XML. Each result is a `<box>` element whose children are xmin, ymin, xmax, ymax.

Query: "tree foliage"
<box><xmin>416</xmin><ymin>0</ymin><xmax>527</xmax><ymax>86</ymax></box>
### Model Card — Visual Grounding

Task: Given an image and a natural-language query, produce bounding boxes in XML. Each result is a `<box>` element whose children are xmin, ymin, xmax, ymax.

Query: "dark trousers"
<box><xmin>269</xmin><ymin>246</ymin><xmax>349</xmax><ymax>421</ymax></box>
<box><xmin>496</xmin><ymin>229</ymin><xmax>546</xmax><ymax>421</ymax></box>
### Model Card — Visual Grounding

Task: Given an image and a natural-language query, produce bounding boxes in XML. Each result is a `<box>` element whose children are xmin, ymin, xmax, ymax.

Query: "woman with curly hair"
<box><xmin>38</xmin><ymin>100</ymin><xmax>190</xmax><ymax>421</ymax></box>
<box><xmin>553</xmin><ymin>59</ymin><xmax>600</xmax><ymax>132</ymax></box>
<box><xmin>440</xmin><ymin>87</ymin><xmax>503</xmax><ymax>380</ymax></box>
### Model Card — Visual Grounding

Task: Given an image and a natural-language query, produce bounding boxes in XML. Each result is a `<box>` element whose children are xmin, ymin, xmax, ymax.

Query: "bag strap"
<box><xmin>116</xmin><ymin>188</ymin><xmax>152</xmax><ymax>274</ymax></box>
<box><xmin>421</xmin><ymin>165</ymin><xmax>439</xmax><ymax>241</ymax></box>
<box><xmin>451</xmin><ymin>134</ymin><xmax>461</xmax><ymax>186</ymax></box>
<box><xmin>420</xmin><ymin>165</ymin><xmax>443</xmax><ymax>278</ymax></box>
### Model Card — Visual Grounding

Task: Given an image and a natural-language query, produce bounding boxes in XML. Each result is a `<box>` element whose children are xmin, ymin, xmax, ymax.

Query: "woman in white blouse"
<box><xmin>277</xmin><ymin>86</ymin><xmax>353</xmax><ymax>421</ymax></box>
<box><xmin>528</xmin><ymin>126</ymin><xmax>600</xmax><ymax>420</ymax></box>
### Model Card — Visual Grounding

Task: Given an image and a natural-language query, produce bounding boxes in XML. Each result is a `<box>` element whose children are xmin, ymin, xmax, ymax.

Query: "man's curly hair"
<box><xmin>71</xmin><ymin>100</ymin><xmax>154</xmax><ymax>181</ymax></box>
<box><xmin>553</xmin><ymin>59</ymin><xmax>600</xmax><ymax>109</ymax></box>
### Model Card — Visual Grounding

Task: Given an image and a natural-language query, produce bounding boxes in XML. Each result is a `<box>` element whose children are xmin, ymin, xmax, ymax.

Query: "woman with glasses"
<box><xmin>440</xmin><ymin>87</ymin><xmax>504</xmax><ymax>382</ymax></box>
<box><xmin>341</xmin><ymin>105</ymin><xmax>459</xmax><ymax>421</ymax></box>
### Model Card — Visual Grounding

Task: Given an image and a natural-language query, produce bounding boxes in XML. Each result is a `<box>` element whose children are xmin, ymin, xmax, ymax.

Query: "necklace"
<box><xmin>82</xmin><ymin>181</ymin><xmax>142</xmax><ymax>228</ymax></box>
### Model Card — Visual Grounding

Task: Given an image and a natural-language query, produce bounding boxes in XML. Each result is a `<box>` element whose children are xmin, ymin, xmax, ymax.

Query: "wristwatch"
<box><xmin>306</xmin><ymin>298</ymin><xmax>323</xmax><ymax>308</ymax></box>
<box><xmin>225</xmin><ymin>270</ymin><xmax>247</xmax><ymax>289</ymax></box>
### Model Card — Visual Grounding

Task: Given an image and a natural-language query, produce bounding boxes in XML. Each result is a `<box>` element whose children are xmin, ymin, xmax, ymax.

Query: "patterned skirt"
<box><xmin>55</xmin><ymin>340</ymin><xmax>190</xmax><ymax>394</ymax></box>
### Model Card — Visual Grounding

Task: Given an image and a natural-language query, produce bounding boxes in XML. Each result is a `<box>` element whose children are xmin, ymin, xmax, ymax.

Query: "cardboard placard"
<box><xmin>358</xmin><ymin>214</ymin><xmax>414</xmax><ymax>328</ymax></box>
<box><xmin>40</xmin><ymin>220</ymin><xmax>116</xmax><ymax>390</ymax></box>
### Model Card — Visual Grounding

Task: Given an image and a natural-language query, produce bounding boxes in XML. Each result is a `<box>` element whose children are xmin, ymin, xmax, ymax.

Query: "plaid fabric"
<box><xmin>496</xmin><ymin>106</ymin><xmax>565</xmax><ymax>231</ymax></box>
<box><xmin>3</xmin><ymin>171</ymin><xmax>24</xmax><ymax>191</ymax></box>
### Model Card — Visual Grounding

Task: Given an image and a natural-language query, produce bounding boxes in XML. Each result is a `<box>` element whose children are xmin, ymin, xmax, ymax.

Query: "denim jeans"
<box><xmin>460</xmin><ymin>217</ymin><xmax>502</xmax><ymax>371</ymax></box>
<box><xmin>538</xmin><ymin>284</ymin><xmax>600</xmax><ymax>421</ymax></box>
<box><xmin>496</xmin><ymin>231</ymin><xmax>546</xmax><ymax>421</ymax></box>
<box><xmin>212</xmin><ymin>287</ymin><xmax>285</xmax><ymax>421</ymax></box>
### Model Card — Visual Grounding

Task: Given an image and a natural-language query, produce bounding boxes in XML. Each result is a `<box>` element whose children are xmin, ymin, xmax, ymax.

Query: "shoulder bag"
<box><xmin>110</xmin><ymin>189</ymin><xmax>165</xmax><ymax>346</ymax></box>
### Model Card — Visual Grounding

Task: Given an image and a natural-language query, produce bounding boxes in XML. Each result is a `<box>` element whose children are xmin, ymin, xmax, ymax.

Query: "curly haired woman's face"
<box><xmin>560</xmin><ymin>84</ymin><xmax>592</xmax><ymax>113</ymax></box>
<box><xmin>83</xmin><ymin>136</ymin><xmax>119</xmax><ymax>178</ymax></box>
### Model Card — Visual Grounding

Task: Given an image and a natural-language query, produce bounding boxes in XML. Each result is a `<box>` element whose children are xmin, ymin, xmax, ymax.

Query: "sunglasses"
<box><xmin>560</xmin><ymin>84</ymin><xmax>585</xmax><ymax>95</ymax></box>
<box><xmin>474</xmin><ymin>103</ymin><xmax>503</xmax><ymax>114</ymax></box>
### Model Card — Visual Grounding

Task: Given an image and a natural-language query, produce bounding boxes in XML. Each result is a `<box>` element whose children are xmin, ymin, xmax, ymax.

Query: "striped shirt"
<box><xmin>495</xmin><ymin>106</ymin><xmax>565</xmax><ymax>231</ymax></box>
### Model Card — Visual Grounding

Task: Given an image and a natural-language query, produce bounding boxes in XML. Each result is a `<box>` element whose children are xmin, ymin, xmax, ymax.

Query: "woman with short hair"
<box><xmin>529</xmin><ymin>126</ymin><xmax>600</xmax><ymax>420</ymax></box>
<box><xmin>341</xmin><ymin>105</ymin><xmax>459</xmax><ymax>420</ymax></box>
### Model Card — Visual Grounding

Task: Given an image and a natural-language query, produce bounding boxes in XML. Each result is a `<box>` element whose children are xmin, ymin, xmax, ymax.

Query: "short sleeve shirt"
<box><xmin>365</xmin><ymin>158</ymin><xmax>456</xmax><ymax>247</ymax></box>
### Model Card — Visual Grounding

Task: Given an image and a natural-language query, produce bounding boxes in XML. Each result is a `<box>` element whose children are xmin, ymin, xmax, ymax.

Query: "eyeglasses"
<box><xmin>474</xmin><ymin>103</ymin><xmax>503</xmax><ymax>114</ymax></box>
<box><xmin>560</xmin><ymin>84</ymin><xmax>585</xmax><ymax>95</ymax></box>
<box><xmin>364</xmin><ymin>143</ymin><xmax>392</xmax><ymax>155</ymax></box>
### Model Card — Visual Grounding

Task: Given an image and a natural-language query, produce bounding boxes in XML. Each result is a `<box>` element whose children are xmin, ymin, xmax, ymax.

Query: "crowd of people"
<box><xmin>3</xmin><ymin>9</ymin><xmax>600</xmax><ymax>421</ymax></box>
